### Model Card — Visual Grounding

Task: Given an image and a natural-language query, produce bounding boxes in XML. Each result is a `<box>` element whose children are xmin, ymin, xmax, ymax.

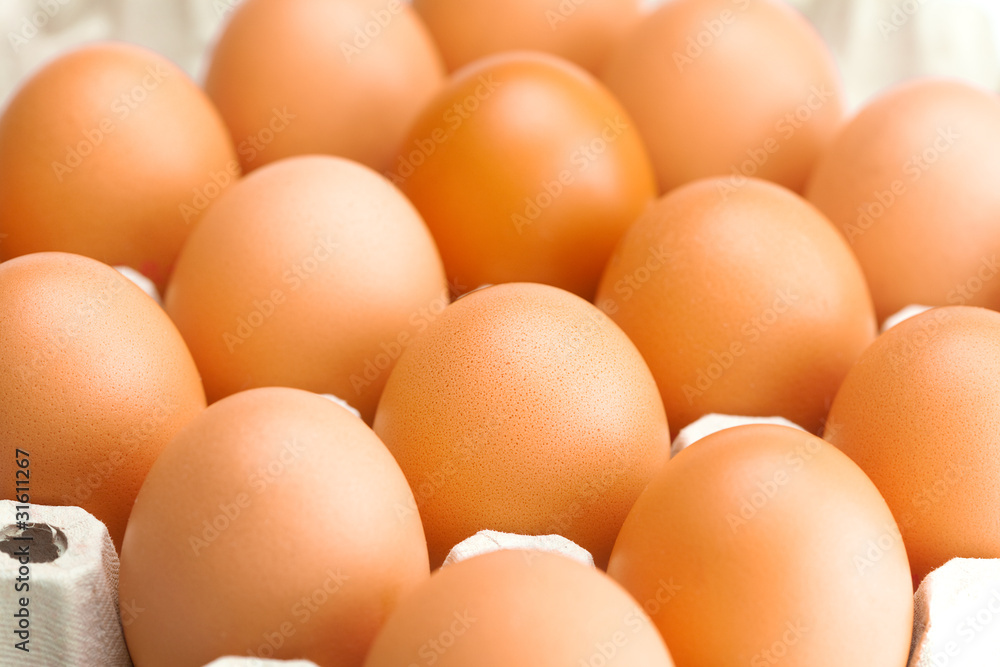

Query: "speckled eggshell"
<box><xmin>608</xmin><ymin>425</ymin><xmax>914</xmax><ymax>667</ymax></box>
<box><xmin>806</xmin><ymin>79</ymin><xmax>1000</xmax><ymax>322</ymax></box>
<box><xmin>373</xmin><ymin>282</ymin><xmax>671</xmax><ymax>569</ymax></box>
<box><xmin>119</xmin><ymin>387</ymin><xmax>430</xmax><ymax>667</ymax></box>
<box><xmin>0</xmin><ymin>252</ymin><xmax>206</xmax><ymax>549</ymax></box>
<box><xmin>163</xmin><ymin>155</ymin><xmax>448</xmax><ymax>423</ymax></box>
<box><xmin>602</xmin><ymin>0</ymin><xmax>844</xmax><ymax>194</ymax></box>
<box><xmin>825</xmin><ymin>306</ymin><xmax>1000</xmax><ymax>586</ymax></box>
<box><xmin>0</xmin><ymin>42</ymin><xmax>238</xmax><ymax>290</ymax></box>
<box><xmin>595</xmin><ymin>177</ymin><xmax>876</xmax><ymax>436</ymax></box>
<box><xmin>364</xmin><ymin>550</ymin><xmax>675</xmax><ymax>667</ymax></box>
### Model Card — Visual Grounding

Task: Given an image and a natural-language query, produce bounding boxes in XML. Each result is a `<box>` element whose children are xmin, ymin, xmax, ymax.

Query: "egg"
<box><xmin>119</xmin><ymin>387</ymin><xmax>429</xmax><ymax>667</ymax></box>
<box><xmin>412</xmin><ymin>0</ymin><xmax>641</xmax><ymax>74</ymax></box>
<box><xmin>0</xmin><ymin>42</ymin><xmax>238</xmax><ymax>291</ymax></box>
<box><xmin>602</xmin><ymin>0</ymin><xmax>844</xmax><ymax>194</ymax></box>
<box><xmin>364</xmin><ymin>549</ymin><xmax>674</xmax><ymax>667</ymax></box>
<box><xmin>595</xmin><ymin>177</ymin><xmax>876</xmax><ymax>435</ymax></box>
<box><xmin>163</xmin><ymin>155</ymin><xmax>448</xmax><ymax>422</ymax></box>
<box><xmin>805</xmin><ymin>79</ymin><xmax>1000</xmax><ymax>322</ymax></box>
<box><xmin>824</xmin><ymin>306</ymin><xmax>1000</xmax><ymax>586</ymax></box>
<box><xmin>608</xmin><ymin>424</ymin><xmax>914</xmax><ymax>667</ymax></box>
<box><xmin>373</xmin><ymin>282</ymin><xmax>670</xmax><ymax>568</ymax></box>
<box><xmin>391</xmin><ymin>51</ymin><xmax>655</xmax><ymax>300</ymax></box>
<box><xmin>205</xmin><ymin>0</ymin><xmax>444</xmax><ymax>174</ymax></box>
<box><xmin>0</xmin><ymin>253</ymin><xmax>205</xmax><ymax>549</ymax></box>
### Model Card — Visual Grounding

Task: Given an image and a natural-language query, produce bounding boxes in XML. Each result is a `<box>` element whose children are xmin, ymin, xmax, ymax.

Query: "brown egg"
<box><xmin>0</xmin><ymin>253</ymin><xmax>205</xmax><ymax>549</ymax></box>
<box><xmin>392</xmin><ymin>51</ymin><xmax>656</xmax><ymax>299</ymax></box>
<box><xmin>0</xmin><ymin>42</ymin><xmax>238</xmax><ymax>291</ymax></box>
<box><xmin>119</xmin><ymin>387</ymin><xmax>428</xmax><ymax>666</ymax></box>
<box><xmin>609</xmin><ymin>424</ymin><xmax>914</xmax><ymax>667</ymax></box>
<box><xmin>205</xmin><ymin>0</ymin><xmax>444</xmax><ymax>174</ymax></box>
<box><xmin>365</xmin><ymin>549</ymin><xmax>675</xmax><ymax>667</ymax></box>
<box><xmin>164</xmin><ymin>155</ymin><xmax>448</xmax><ymax>422</ymax></box>
<box><xmin>602</xmin><ymin>0</ymin><xmax>844</xmax><ymax>194</ymax></box>
<box><xmin>373</xmin><ymin>282</ymin><xmax>671</xmax><ymax>569</ymax></box>
<box><xmin>806</xmin><ymin>79</ymin><xmax>1000</xmax><ymax>322</ymax></box>
<box><xmin>824</xmin><ymin>306</ymin><xmax>1000</xmax><ymax>586</ymax></box>
<box><xmin>596</xmin><ymin>177</ymin><xmax>876</xmax><ymax>436</ymax></box>
<box><xmin>413</xmin><ymin>0</ymin><xmax>641</xmax><ymax>74</ymax></box>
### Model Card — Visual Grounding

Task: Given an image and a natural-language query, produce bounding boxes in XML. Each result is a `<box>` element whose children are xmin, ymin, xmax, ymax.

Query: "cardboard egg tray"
<box><xmin>2</xmin><ymin>414</ymin><xmax>998</xmax><ymax>666</ymax></box>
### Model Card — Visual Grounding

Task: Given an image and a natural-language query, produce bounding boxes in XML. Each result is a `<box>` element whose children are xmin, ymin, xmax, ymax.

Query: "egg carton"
<box><xmin>4</xmin><ymin>472</ymin><xmax>998</xmax><ymax>665</ymax></box>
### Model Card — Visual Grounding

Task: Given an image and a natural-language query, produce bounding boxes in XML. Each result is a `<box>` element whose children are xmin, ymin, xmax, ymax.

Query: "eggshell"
<box><xmin>824</xmin><ymin>306</ymin><xmax>1000</xmax><ymax>586</ymax></box>
<box><xmin>163</xmin><ymin>155</ymin><xmax>448</xmax><ymax>422</ymax></box>
<box><xmin>0</xmin><ymin>42</ymin><xmax>238</xmax><ymax>291</ymax></box>
<box><xmin>805</xmin><ymin>79</ymin><xmax>1000</xmax><ymax>322</ymax></box>
<box><xmin>595</xmin><ymin>177</ymin><xmax>876</xmax><ymax>435</ymax></box>
<box><xmin>413</xmin><ymin>0</ymin><xmax>641</xmax><ymax>74</ymax></box>
<box><xmin>602</xmin><ymin>0</ymin><xmax>844</xmax><ymax>194</ymax></box>
<box><xmin>205</xmin><ymin>0</ymin><xmax>444</xmax><ymax>174</ymax></box>
<box><xmin>391</xmin><ymin>51</ymin><xmax>656</xmax><ymax>300</ymax></box>
<box><xmin>364</xmin><ymin>550</ymin><xmax>674</xmax><ymax>667</ymax></box>
<box><xmin>0</xmin><ymin>252</ymin><xmax>206</xmax><ymax>549</ymax></box>
<box><xmin>373</xmin><ymin>282</ymin><xmax>670</xmax><ymax>569</ymax></box>
<box><xmin>119</xmin><ymin>387</ymin><xmax>429</xmax><ymax>667</ymax></box>
<box><xmin>608</xmin><ymin>424</ymin><xmax>914</xmax><ymax>667</ymax></box>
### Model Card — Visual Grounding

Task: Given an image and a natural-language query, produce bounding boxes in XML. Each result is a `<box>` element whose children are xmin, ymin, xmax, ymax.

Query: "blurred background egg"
<box><xmin>204</xmin><ymin>0</ymin><xmax>444</xmax><ymax>174</ymax></box>
<box><xmin>0</xmin><ymin>252</ymin><xmax>205</xmax><ymax>549</ymax></box>
<box><xmin>373</xmin><ymin>282</ymin><xmax>670</xmax><ymax>568</ymax></box>
<box><xmin>602</xmin><ymin>0</ymin><xmax>844</xmax><ymax>194</ymax></box>
<box><xmin>163</xmin><ymin>155</ymin><xmax>448</xmax><ymax>423</ymax></box>
<box><xmin>119</xmin><ymin>387</ymin><xmax>429</xmax><ymax>667</ymax></box>
<box><xmin>824</xmin><ymin>306</ymin><xmax>1000</xmax><ymax>586</ymax></box>
<box><xmin>596</xmin><ymin>177</ymin><xmax>876</xmax><ymax>435</ymax></box>
<box><xmin>0</xmin><ymin>42</ymin><xmax>238</xmax><ymax>290</ymax></box>
<box><xmin>412</xmin><ymin>0</ymin><xmax>641</xmax><ymax>75</ymax></box>
<box><xmin>393</xmin><ymin>51</ymin><xmax>656</xmax><ymax>299</ymax></box>
<box><xmin>608</xmin><ymin>424</ymin><xmax>913</xmax><ymax>667</ymax></box>
<box><xmin>806</xmin><ymin>78</ymin><xmax>1000</xmax><ymax>323</ymax></box>
<box><xmin>364</xmin><ymin>549</ymin><xmax>675</xmax><ymax>667</ymax></box>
